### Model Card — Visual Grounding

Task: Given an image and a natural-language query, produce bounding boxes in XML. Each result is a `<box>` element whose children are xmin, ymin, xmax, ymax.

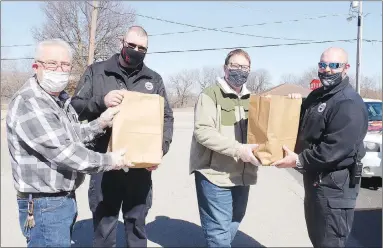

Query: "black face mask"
<box><xmin>120</xmin><ymin>47</ymin><xmax>146</xmax><ymax>68</ymax></box>
<box><xmin>318</xmin><ymin>71</ymin><xmax>343</xmax><ymax>88</ymax></box>
<box><xmin>226</xmin><ymin>69</ymin><xmax>249</xmax><ymax>88</ymax></box>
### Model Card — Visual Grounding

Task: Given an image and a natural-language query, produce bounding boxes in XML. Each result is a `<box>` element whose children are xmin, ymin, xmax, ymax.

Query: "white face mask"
<box><xmin>39</xmin><ymin>70</ymin><xmax>70</xmax><ymax>93</ymax></box>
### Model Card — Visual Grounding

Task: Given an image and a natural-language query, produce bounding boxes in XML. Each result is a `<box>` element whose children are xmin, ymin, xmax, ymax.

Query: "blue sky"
<box><xmin>1</xmin><ymin>1</ymin><xmax>382</xmax><ymax>86</ymax></box>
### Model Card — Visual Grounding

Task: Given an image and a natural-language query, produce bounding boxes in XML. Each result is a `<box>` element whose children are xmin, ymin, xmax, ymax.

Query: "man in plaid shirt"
<box><xmin>6</xmin><ymin>39</ymin><xmax>130</xmax><ymax>247</ymax></box>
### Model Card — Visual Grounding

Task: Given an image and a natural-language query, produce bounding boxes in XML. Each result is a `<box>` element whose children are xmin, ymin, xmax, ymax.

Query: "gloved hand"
<box><xmin>98</xmin><ymin>106</ymin><xmax>120</xmax><ymax>129</ymax></box>
<box><xmin>104</xmin><ymin>90</ymin><xmax>125</xmax><ymax>108</ymax></box>
<box><xmin>288</xmin><ymin>93</ymin><xmax>302</xmax><ymax>99</ymax></box>
<box><xmin>237</xmin><ymin>144</ymin><xmax>261</xmax><ymax>166</ymax></box>
<box><xmin>105</xmin><ymin>148</ymin><xmax>133</xmax><ymax>171</ymax></box>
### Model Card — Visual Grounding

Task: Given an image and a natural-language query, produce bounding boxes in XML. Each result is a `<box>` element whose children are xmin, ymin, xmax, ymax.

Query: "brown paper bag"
<box><xmin>247</xmin><ymin>95</ymin><xmax>302</xmax><ymax>166</ymax></box>
<box><xmin>109</xmin><ymin>91</ymin><xmax>164</xmax><ymax>168</ymax></box>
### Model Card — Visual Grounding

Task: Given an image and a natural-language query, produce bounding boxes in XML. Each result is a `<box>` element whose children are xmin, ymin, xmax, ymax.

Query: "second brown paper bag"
<box><xmin>247</xmin><ymin>95</ymin><xmax>302</xmax><ymax>166</ymax></box>
<box><xmin>109</xmin><ymin>91</ymin><xmax>164</xmax><ymax>168</ymax></box>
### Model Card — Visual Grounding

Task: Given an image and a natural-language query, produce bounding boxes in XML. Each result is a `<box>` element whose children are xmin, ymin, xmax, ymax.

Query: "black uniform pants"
<box><xmin>88</xmin><ymin>169</ymin><xmax>152</xmax><ymax>247</ymax></box>
<box><xmin>303</xmin><ymin>168</ymin><xmax>359</xmax><ymax>248</ymax></box>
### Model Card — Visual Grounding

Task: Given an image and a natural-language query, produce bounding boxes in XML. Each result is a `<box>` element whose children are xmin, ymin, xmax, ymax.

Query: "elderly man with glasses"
<box><xmin>6</xmin><ymin>38</ymin><xmax>130</xmax><ymax>247</ymax></box>
<box><xmin>272</xmin><ymin>47</ymin><xmax>368</xmax><ymax>247</ymax></box>
<box><xmin>71</xmin><ymin>26</ymin><xmax>174</xmax><ymax>247</ymax></box>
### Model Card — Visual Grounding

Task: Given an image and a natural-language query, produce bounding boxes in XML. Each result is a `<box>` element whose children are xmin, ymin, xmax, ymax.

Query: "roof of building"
<box><xmin>262</xmin><ymin>83</ymin><xmax>312</xmax><ymax>97</ymax></box>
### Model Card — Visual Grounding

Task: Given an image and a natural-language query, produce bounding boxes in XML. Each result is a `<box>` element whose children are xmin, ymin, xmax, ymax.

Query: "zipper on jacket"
<box><xmin>237</xmin><ymin>97</ymin><xmax>246</xmax><ymax>186</ymax></box>
<box><xmin>300</xmin><ymin>101</ymin><xmax>318</xmax><ymax>133</ymax></box>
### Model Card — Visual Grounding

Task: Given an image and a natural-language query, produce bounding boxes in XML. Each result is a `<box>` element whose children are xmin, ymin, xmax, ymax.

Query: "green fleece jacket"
<box><xmin>189</xmin><ymin>77</ymin><xmax>258</xmax><ymax>187</ymax></box>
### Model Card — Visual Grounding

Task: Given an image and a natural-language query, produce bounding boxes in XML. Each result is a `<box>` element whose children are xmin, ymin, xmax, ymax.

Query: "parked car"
<box><xmin>361</xmin><ymin>98</ymin><xmax>382</xmax><ymax>181</ymax></box>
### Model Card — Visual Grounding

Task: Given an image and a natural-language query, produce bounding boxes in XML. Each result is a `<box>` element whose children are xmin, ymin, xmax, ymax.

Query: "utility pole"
<box><xmin>354</xmin><ymin>1</ymin><xmax>363</xmax><ymax>94</ymax></box>
<box><xmin>88</xmin><ymin>0</ymin><xmax>99</xmax><ymax>65</ymax></box>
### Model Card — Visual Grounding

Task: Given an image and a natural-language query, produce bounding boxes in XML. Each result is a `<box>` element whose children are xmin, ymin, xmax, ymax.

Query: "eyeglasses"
<box><xmin>123</xmin><ymin>41</ymin><xmax>148</xmax><ymax>53</ymax></box>
<box><xmin>228</xmin><ymin>63</ymin><xmax>250</xmax><ymax>72</ymax></box>
<box><xmin>36</xmin><ymin>60</ymin><xmax>72</xmax><ymax>71</ymax></box>
<box><xmin>318</xmin><ymin>62</ymin><xmax>346</xmax><ymax>70</ymax></box>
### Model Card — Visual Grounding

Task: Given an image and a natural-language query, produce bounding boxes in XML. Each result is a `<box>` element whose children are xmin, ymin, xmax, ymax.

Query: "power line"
<box><xmin>1</xmin><ymin>44</ymin><xmax>35</xmax><ymax>48</ymax></box>
<box><xmin>85</xmin><ymin>1</ymin><xmax>96</xmax><ymax>9</ymax></box>
<box><xmin>0</xmin><ymin>13</ymin><xmax>358</xmax><ymax>46</ymax></box>
<box><xmin>146</xmin><ymin>39</ymin><xmax>380</xmax><ymax>54</ymax></box>
<box><xmin>1</xmin><ymin>57</ymin><xmax>34</xmax><ymax>61</ymax></box>
<box><xmin>148</xmin><ymin>13</ymin><xmax>350</xmax><ymax>37</ymax></box>
<box><xmin>2</xmin><ymin>11</ymin><xmax>379</xmax><ymax>48</ymax></box>
<box><xmin>103</xmin><ymin>8</ymin><xmax>314</xmax><ymax>42</ymax></box>
<box><xmin>1</xmin><ymin>38</ymin><xmax>381</xmax><ymax>60</ymax></box>
<box><xmin>1</xmin><ymin>41</ymin><xmax>75</xmax><ymax>48</ymax></box>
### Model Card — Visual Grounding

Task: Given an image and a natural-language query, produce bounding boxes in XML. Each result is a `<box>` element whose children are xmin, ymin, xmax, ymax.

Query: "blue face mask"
<box><xmin>226</xmin><ymin>69</ymin><xmax>249</xmax><ymax>87</ymax></box>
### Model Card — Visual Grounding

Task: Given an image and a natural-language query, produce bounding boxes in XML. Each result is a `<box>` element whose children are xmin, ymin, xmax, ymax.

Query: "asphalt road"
<box><xmin>1</xmin><ymin>107</ymin><xmax>381</xmax><ymax>247</ymax></box>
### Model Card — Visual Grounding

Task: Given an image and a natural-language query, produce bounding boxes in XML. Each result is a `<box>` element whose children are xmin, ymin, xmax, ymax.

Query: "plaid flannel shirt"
<box><xmin>6</xmin><ymin>77</ymin><xmax>114</xmax><ymax>193</ymax></box>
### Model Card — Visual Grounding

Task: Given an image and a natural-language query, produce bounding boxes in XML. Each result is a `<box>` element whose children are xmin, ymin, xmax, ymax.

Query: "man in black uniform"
<box><xmin>272</xmin><ymin>47</ymin><xmax>368</xmax><ymax>247</ymax></box>
<box><xmin>71</xmin><ymin>26</ymin><xmax>174</xmax><ymax>247</ymax></box>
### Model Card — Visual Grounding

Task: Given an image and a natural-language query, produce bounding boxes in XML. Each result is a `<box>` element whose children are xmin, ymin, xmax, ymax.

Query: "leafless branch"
<box><xmin>246</xmin><ymin>69</ymin><xmax>272</xmax><ymax>93</ymax></box>
<box><xmin>32</xmin><ymin>1</ymin><xmax>136</xmax><ymax>76</ymax></box>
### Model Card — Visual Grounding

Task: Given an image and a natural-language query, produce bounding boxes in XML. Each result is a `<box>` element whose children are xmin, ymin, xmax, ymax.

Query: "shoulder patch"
<box><xmin>318</xmin><ymin>102</ymin><xmax>326</xmax><ymax>113</ymax></box>
<box><xmin>145</xmin><ymin>82</ymin><xmax>154</xmax><ymax>90</ymax></box>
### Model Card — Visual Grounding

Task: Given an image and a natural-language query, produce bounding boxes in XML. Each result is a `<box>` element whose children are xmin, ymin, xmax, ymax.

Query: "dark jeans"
<box><xmin>17</xmin><ymin>195</ymin><xmax>77</xmax><ymax>247</ymax></box>
<box><xmin>89</xmin><ymin>169</ymin><xmax>152</xmax><ymax>247</ymax></box>
<box><xmin>194</xmin><ymin>171</ymin><xmax>250</xmax><ymax>247</ymax></box>
<box><xmin>303</xmin><ymin>169</ymin><xmax>359</xmax><ymax>247</ymax></box>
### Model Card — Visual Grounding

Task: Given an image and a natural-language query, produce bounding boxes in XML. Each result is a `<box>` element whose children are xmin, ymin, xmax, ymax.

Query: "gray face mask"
<box><xmin>226</xmin><ymin>69</ymin><xmax>249</xmax><ymax>87</ymax></box>
<box><xmin>318</xmin><ymin>71</ymin><xmax>342</xmax><ymax>87</ymax></box>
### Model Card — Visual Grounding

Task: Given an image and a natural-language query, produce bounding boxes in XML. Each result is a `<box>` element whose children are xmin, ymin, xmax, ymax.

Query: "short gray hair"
<box><xmin>125</xmin><ymin>26</ymin><xmax>148</xmax><ymax>38</ymax></box>
<box><xmin>35</xmin><ymin>39</ymin><xmax>73</xmax><ymax>61</ymax></box>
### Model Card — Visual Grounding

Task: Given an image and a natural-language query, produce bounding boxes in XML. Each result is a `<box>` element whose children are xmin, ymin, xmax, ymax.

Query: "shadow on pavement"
<box><xmin>71</xmin><ymin>219</ymin><xmax>126</xmax><ymax>247</ymax></box>
<box><xmin>71</xmin><ymin>216</ymin><xmax>265</xmax><ymax>247</ymax></box>
<box><xmin>347</xmin><ymin>208</ymin><xmax>382</xmax><ymax>248</ymax></box>
<box><xmin>146</xmin><ymin>216</ymin><xmax>265</xmax><ymax>247</ymax></box>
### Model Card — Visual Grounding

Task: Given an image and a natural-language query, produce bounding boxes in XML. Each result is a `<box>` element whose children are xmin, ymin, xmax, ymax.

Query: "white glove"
<box><xmin>288</xmin><ymin>93</ymin><xmax>302</xmax><ymax>99</ymax></box>
<box><xmin>104</xmin><ymin>90</ymin><xmax>125</xmax><ymax>107</ymax></box>
<box><xmin>237</xmin><ymin>144</ymin><xmax>261</xmax><ymax>166</ymax></box>
<box><xmin>98</xmin><ymin>106</ymin><xmax>120</xmax><ymax>129</ymax></box>
<box><xmin>105</xmin><ymin>149</ymin><xmax>132</xmax><ymax>171</ymax></box>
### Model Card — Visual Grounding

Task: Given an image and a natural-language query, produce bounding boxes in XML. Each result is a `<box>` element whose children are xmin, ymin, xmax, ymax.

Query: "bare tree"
<box><xmin>297</xmin><ymin>67</ymin><xmax>318</xmax><ymax>88</ymax></box>
<box><xmin>280</xmin><ymin>73</ymin><xmax>300</xmax><ymax>85</ymax></box>
<box><xmin>1</xmin><ymin>60</ymin><xmax>33</xmax><ymax>102</ymax></box>
<box><xmin>168</xmin><ymin>69</ymin><xmax>199</xmax><ymax>108</ymax></box>
<box><xmin>280</xmin><ymin>67</ymin><xmax>318</xmax><ymax>88</ymax></box>
<box><xmin>348</xmin><ymin>74</ymin><xmax>381</xmax><ymax>99</ymax></box>
<box><xmin>246</xmin><ymin>69</ymin><xmax>272</xmax><ymax>93</ymax></box>
<box><xmin>32</xmin><ymin>1</ymin><xmax>135</xmax><ymax>76</ymax></box>
<box><xmin>359</xmin><ymin>76</ymin><xmax>381</xmax><ymax>99</ymax></box>
<box><xmin>197</xmin><ymin>66</ymin><xmax>222</xmax><ymax>91</ymax></box>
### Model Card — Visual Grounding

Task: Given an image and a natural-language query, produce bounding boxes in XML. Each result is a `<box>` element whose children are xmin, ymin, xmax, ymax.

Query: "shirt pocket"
<box><xmin>219</xmin><ymin>101</ymin><xmax>237</xmax><ymax>127</ymax></box>
<box><xmin>320</xmin><ymin>169</ymin><xmax>349</xmax><ymax>191</ymax></box>
<box><xmin>303</xmin><ymin>106</ymin><xmax>326</xmax><ymax>139</ymax></box>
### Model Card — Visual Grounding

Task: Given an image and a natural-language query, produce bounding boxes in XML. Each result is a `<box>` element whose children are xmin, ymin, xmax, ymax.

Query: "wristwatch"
<box><xmin>296</xmin><ymin>156</ymin><xmax>303</xmax><ymax>169</ymax></box>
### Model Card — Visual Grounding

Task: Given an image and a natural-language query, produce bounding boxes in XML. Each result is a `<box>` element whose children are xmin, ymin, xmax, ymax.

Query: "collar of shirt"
<box><xmin>104</xmin><ymin>54</ymin><xmax>153</xmax><ymax>83</ymax></box>
<box><xmin>310</xmin><ymin>76</ymin><xmax>350</xmax><ymax>100</ymax></box>
<box><xmin>217</xmin><ymin>77</ymin><xmax>251</xmax><ymax>98</ymax></box>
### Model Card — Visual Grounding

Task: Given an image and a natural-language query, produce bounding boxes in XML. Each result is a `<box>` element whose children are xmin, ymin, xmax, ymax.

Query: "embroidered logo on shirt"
<box><xmin>318</xmin><ymin>103</ymin><xmax>326</xmax><ymax>113</ymax></box>
<box><xmin>145</xmin><ymin>82</ymin><xmax>153</xmax><ymax>91</ymax></box>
